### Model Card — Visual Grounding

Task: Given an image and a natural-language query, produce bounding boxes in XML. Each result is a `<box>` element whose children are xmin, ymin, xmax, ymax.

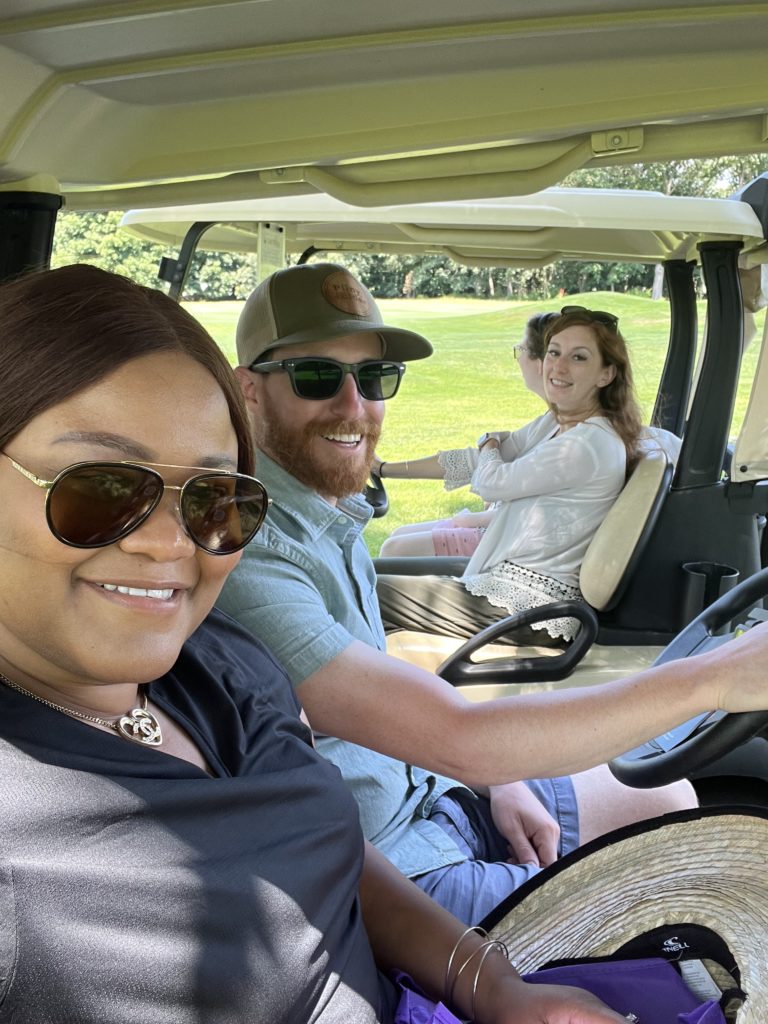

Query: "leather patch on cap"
<box><xmin>321</xmin><ymin>270</ymin><xmax>372</xmax><ymax>317</ymax></box>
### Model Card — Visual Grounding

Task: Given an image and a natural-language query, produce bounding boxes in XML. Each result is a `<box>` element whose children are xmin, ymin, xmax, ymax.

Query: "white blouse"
<box><xmin>438</xmin><ymin>412</ymin><xmax>627</xmax><ymax>638</ymax></box>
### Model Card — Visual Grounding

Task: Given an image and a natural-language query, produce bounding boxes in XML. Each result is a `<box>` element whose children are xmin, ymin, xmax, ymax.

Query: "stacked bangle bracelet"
<box><xmin>444</xmin><ymin>926</ymin><xmax>511</xmax><ymax>1018</ymax></box>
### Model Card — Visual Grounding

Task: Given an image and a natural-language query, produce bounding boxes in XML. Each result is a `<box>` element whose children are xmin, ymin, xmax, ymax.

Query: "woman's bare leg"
<box><xmin>570</xmin><ymin>762</ymin><xmax>697</xmax><ymax>845</ymax></box>
<box><xmin>380</xmin><ymin>530</ymin><xmax>438</xmax><ymax>556</ymax></box>
<box><xmin>387</xmin><ymin>519</ymin><xmax>444</xmax><ymax>538</ymax></box>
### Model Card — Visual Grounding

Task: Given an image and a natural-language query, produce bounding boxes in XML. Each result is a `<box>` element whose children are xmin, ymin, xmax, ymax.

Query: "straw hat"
<box><xmin>484</xmin><ymin>807</ymin><xmax>767</xmax><ymax>1022</ymax></box>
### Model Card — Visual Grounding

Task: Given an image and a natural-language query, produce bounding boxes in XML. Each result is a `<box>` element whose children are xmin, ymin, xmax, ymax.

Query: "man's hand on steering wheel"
<box><xmin>611</xmin><ymin>567</ymin><xmax>768</xmax><ymax>788</ymax></box>
<box><xmin>704</xmin><ymin>619</ymin><xmax>768</xmax><ymax>714</ymax></box>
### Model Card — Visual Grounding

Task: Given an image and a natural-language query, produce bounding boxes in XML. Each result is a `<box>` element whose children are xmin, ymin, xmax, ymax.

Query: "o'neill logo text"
<box><xmin>662</xmin><ymin>936</ymin><xmax>691</xmax><ymax>954</ymax></box>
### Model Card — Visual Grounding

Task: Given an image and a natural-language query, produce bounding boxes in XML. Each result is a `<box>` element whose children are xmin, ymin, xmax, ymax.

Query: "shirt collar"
<box><xmin>254</xmin><ymin>450</ymin><xmax>373</xmax><ymax>538</ymax></box>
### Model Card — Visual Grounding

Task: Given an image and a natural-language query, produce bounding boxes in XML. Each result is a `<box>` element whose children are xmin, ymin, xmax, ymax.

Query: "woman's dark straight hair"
<box><xmin>0</xmin><ymin>264</ymin><xmax>254</xmax><ymax>474</ymax></box>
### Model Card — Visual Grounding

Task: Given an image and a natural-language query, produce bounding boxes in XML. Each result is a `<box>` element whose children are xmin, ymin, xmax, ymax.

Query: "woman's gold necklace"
<box><xmin>0</xmin><ymin>670</ymin><xmax>163</xmax><ymax>746</ymax></box>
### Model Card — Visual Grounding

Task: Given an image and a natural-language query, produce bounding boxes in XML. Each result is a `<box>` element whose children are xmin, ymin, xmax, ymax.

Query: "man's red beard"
<box><xmin>255</xmin><ymin>412</ymin><xmax>382</xmax><ymax>500</ymax></box>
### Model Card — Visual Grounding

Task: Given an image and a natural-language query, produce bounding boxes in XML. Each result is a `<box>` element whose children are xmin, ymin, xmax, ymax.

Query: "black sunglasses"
<box><xmin>560</xmin><ymin>305</ymin><xmax>619</xmax><ymax>330</ymax></box>
<box><xmin>250</xmin><ymin>357</ymin><xmax>405</xmax><ymax>401</ymax></box>
<box><xmin>3</xmin><ymin>455</ymin><xmax>269</xmax><ymax>554</ymax></box>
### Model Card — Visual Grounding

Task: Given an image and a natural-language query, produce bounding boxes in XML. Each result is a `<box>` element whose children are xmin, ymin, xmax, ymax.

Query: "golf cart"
<box><xmin>119</xmin><ymin>186</ymin><xmax>768</xmax><ymax>654</ymax></box>
<box><xmin>119</xmin><ymin>182</ymin><xmax>768</xmax><ymax>804</ymax></box>
<box><xmin>3</xmin><ymin>1</ymin><xmax>768</xmax><ymax>801</ymax></box>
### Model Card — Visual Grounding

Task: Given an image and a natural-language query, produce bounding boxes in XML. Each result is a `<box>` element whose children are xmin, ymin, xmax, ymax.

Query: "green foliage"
<box><xmin>51</xmin><ymin>211</ymin><xmax>266</xmax><ymax>299</ymax></box>
<box><xmin>563</xmin><ymin>154</ymin><xmax>768</xmax><ymax>198</ymax></box>
<box><xmin>182</xmin><ymin>250</ymin><xmax>262</xmax><ymax>300</ymax></box>
<box><xmin>51</xmin><ymin>210</ymin><xmax>164</xmax><ymax>286</ymax></box>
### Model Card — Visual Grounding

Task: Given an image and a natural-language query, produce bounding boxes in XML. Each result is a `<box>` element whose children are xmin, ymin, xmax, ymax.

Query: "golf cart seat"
<box><xmin>378</xmin><ymin>448</ymin><xmax>673</xmax><ymax>685</ymax></box>
<box><xmin>580</xmin><ymin>447</ymin><xmax>673</xmax><ymax>612</ymax></box>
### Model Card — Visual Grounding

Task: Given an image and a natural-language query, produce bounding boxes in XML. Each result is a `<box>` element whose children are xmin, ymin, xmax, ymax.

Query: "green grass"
<box><xmin>185</xmin><ymin>293</ymin><xmax>765</xmax><ymax>555</ymax></box>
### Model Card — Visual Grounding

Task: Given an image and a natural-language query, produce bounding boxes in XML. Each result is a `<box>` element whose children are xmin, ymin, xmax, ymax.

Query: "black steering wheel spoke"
<box><xmin>364</xmin><ymin>470</ymin><xmax>388</xmax><ymax>518</ymax></box>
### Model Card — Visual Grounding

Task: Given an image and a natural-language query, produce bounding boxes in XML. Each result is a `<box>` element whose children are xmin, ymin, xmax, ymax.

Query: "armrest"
<box><xmin>436</xmin><ymin>600</ymin><xmax>598</xmax><ymax>686</ymax></box>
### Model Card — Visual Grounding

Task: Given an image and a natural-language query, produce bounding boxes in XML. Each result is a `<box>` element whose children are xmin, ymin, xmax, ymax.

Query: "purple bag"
<box><xmin>522</xmin><ymin>957</ymin><xmax>728</xmax><ymax>1023</ymax></box>
<box><xmin>393</xmin><ymin>957</ymin><xmax>729</xmax><ymax>1023</ymax></box>
<box><xmin>392</xmin><ymin>973</ymin><xmax>462</xmax><ymax>1024</ymax></box>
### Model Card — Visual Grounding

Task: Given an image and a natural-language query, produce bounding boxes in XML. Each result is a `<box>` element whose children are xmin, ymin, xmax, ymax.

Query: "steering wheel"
<box><xmin>364</xmin><ymin>470</ymin><xmax>388</xmax><ymax>518</ymax></box>
<box><xmin>610</xmin><ymin>565</ymin><xmax>768</xmax><ymax>789</ymax></box>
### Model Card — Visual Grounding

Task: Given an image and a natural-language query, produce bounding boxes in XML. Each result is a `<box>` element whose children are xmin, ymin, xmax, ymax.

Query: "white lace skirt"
<box><xmin>462</xmin><ymin>561</ymin><xmax>583</xmax><ymax>641</ymax></box>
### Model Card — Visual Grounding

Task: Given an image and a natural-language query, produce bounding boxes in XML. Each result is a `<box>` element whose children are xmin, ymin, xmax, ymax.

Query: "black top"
<box><xmin>0</xmin><ymin>609</ymin><xmax>394</xmax><ymax>1023</ymax></box>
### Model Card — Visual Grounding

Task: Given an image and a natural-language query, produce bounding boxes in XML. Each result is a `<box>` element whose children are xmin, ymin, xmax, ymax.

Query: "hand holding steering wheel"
<box><xmin>610</xmin><ymin>566</ymin><xmax>768</xmax><ymax>788</ymax></box>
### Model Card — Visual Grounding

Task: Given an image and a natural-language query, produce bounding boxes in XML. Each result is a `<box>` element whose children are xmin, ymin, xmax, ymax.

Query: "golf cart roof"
<box><xmin>121</xmin><ymin>183</ymin><xmax>768</xmax><ymax>496</ymax></box>
<box><xmin>2</xmin><ymin>2</ymin><xmax>768</xmax><ymax>210</ymax></box>
<box><xmin>120</xmin><ymin>188</ymin><xmax>768</xmax><ymax>268</ymax></box>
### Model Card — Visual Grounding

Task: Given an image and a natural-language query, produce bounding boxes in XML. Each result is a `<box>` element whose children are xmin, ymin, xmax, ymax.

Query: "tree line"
<box><xmin>52</xmin><ymin>155</ymin><xmax>767</xmax><ymax>301</ymax></box>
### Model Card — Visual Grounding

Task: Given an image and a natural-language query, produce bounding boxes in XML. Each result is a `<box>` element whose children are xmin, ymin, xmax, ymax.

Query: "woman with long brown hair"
<box><xmin>376</xmin><ymin>306</ymin><xmax>643</xmax><ymax>645</ymax></box>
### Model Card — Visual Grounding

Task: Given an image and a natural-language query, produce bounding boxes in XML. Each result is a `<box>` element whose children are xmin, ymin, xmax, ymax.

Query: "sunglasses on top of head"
<box><xmin>249</xmin><ymin>356</ymin><xmax>405</xmax><ymax>401</ymax></box>
<box><xmin>2</xmin><ymin>453</ymin><xmax>270</xmax><ymax>554</ymax></box>
<box><xmin>559</xmin><ymin>305</ymin><xmax>619</xmax><ymax>330</ymax></box>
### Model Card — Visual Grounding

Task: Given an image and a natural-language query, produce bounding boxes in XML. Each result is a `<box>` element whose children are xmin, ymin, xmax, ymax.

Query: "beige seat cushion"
<box><xmin>580</xmin><ymin>449</ymin><xmax>670</xmax><ymax>611</ymax></box>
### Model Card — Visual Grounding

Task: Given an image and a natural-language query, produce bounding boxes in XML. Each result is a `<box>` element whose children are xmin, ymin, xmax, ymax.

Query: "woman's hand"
<box><xmin>478</xmin><ymin>432</ymin><xmax>502</xmax><ymax>452</ymax></box>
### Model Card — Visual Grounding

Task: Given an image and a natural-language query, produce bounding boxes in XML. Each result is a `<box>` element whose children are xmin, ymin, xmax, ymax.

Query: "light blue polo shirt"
<box><xmin>217</xmin><ymin>452</ymin><xmax>469</xmax><ymax>878</ymax></box>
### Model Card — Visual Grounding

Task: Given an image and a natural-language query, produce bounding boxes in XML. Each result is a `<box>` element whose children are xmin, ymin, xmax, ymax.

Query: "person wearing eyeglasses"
<box><xmin>373</xmin><ymin>305</ymin><xmax>646</xmax><ymax>647</ymax></box>
<box><xmin>0</xmin><ymin>263</ymin><xmax>645</xmax><ymax>1024</ymax></box>
<box><xmin>377</xmin><ymin>311</ymin><xmax>557</xmax><ymax>559</ymax></box>
<box><xmin>219</xmin><ymin>265</ymin><xmax>725</xmax><ymax>928</ymax></box>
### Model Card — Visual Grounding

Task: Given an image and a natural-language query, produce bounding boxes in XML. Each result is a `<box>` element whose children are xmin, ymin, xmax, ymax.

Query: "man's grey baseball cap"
<box><xmin>236</xmin><ymin>262</ymin><xmax>433</xmax><ymax>366</ymax></box>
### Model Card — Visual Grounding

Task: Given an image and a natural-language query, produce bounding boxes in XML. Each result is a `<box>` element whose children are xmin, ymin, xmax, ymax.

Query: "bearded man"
<box><xmin>219</xmin><ymin>262</ymin><xmax>696</xmax><ymax>926</ymax></box>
